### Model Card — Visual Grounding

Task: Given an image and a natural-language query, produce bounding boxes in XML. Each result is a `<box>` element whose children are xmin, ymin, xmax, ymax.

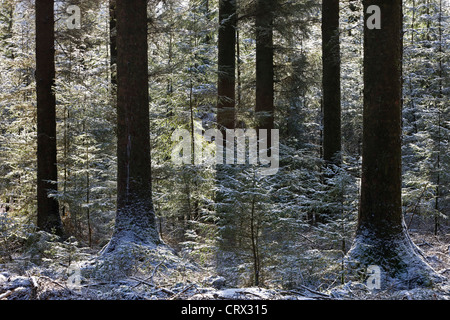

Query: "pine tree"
<box><xmin>255</xmin><ymin>0</ymin><xmax>274</xmax><ymax>133</ymax></box>
<box><xmin>35</xmin><ymin>0</ymin><xmax>63</xmax><ymax>236</ymax></box>
<box><xmin>109</xmin><ymin>0</ymin><xmax>117</xmax><ymax>86</ymax></box>
<box><xmin>322</xmin><ymin>0</ymin><xmax>341</xmax><ymax>165</ymax></box>
<box><xmin>346</xmin><ymin>0</ymin><xmax>441</xmax><ymax>288</ymax></box>
<box><xmin>217</xmin><ymin>0</ymin><xmax>236</xmax><ymax>132</ymax></box>
<box><xmin>402</xmin><ymin>0</ymin><xmax>450</xmax><ymax>234</ymax></box>
<box><xmin>102</xmin><ymin>0</ymin><xmax>160</xmax><ymax>253</ymax></box>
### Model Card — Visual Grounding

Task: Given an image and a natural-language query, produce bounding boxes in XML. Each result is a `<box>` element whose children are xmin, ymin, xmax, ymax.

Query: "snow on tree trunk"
<box><xmin>345</xmin><ymin>0</ymin><xmax>443</xmax><ymax>289</ymax></box>
<box><xmin>101</xmin><ymin>0</ymin><xmax>161</xmax><ymax>255</ymax></box>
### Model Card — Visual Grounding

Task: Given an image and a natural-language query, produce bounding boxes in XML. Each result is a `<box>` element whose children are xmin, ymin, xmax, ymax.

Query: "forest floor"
<box><xmin>0</xmin><ymin>229</ymin><xmax>449</xmax><ymax>300</ymax></box>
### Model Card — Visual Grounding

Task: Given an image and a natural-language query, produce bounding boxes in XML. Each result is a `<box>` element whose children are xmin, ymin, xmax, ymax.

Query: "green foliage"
<box><xmin>402</xmin><ymin>0</ymin><xmax>450</xmax><ymax>231</ymax></box>
<box><xmin>0</xmin><ymin>0</ymin><xmax>448</xmax><ymax>294</ymax></box>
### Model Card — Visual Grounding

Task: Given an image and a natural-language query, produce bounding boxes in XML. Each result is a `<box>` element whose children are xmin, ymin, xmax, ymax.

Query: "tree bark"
<box><xmin>322</xmin><ymin>0</ymin><xmax>341</xmax><ymax>164</ymax></box>
<box><xmin>103</xmin><ymin>0</ymin><xmax>160</xmax><ymax>252</ymax></box>
<box><xmin>109</xmin><ymin>0</ymin><xmax>117</xmax><ymax>86</ymax></box>
<box><xmin>359</xmin><ymin>0</ymin><xmax>403</xmax><ymax>237</ymax></box>
<box><xmin>35</xmin><ymin>0</ymin><xmax>63</xmax><ymax>236</ymax></box>
<box><xmin>346</xmin><ymin>0</ymin><xmax>441</xmax><ymax>288</ymax></box>
<box><xmin>255</xmin><ymin>0</ymin><xmax>274</xmax><ymax>133</ymax></box>
<box><xmin>217</xmin><ymin>0</ymin><xmax>236</xmax><ymax>132</ymax></box>
<box><xmin>216</xmin><ymin>0</ymin><xmax>237</xmax><ymax>218</ymax></box>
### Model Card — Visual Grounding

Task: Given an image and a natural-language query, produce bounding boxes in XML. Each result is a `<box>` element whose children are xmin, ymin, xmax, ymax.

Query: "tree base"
<box><xmin>345</xmin><ymin>226</ymin><xmax>444</xmax><ymax>290</ymax></box>
<box><xmin>82</xmin><ymin>239</ymin><xmax>180</xmax><ymax>281</ymax></box>
<box><xmin>77</xmin><ymin>223</ymin><xmax>177</xmax><ymax>280</ymax></box>
<box><xmin>99</xmin><ymin>228</ymin><xmax>162</xmax><ymax>256</ymax></box>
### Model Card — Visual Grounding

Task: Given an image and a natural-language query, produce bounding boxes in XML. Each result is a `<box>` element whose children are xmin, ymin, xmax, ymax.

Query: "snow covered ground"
<box><xmin>0</xmin><ymin>230</ymin><xmax>449</xmax><ymax>300</ymax></box>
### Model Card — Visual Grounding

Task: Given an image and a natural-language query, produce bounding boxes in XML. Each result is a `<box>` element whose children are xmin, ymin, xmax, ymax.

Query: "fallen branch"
<box><xmin>37</xmin><ymin>275</ymin><xmax>83</xmax><ymax>297</ymax></box>
<box><xmin>239</xmin><ymin>290</ymin><xmax>265</xmax><ymax>299</ymax></box>
<box><xmin>132</xmin><ymin>260</ymin><xmax>166</xmax><ymax>288</ymax></box>
<box><xmin>149</xmin><ymin>260</ymin><xmax>166</xmax><ymax>280</ymax></box>
<box><xmin>0</xmin><ymin>290</ymin><xmax>13</xmax><ymax>300</ymax></box>
<box><xmin>130</xmin><ymin>276</ymin><xmax>156</xmax><ymax>288</ymax></box>
<box><xmin>170</xmin><ymin>284</ymin><xmax>196</xmax><ymax>300</ymax></box>
<box><xmin>81</xmin><ymin>281</ymin><xmax>110</xmax><ymax>288</ymax></box>
<box><xmin>279</xmin><ymin>290</ymin><xmax>309</xmax><ymax>297</ymax></box>
<box><xmin>159</xmin><ymin>287</ymin><xmax>175</xmax><ymax>296</ymax></box>
<box><xmin>38</xmin><ymin>275</ymin><xmax>67</xmax><ymax>290</ymax></box>
<box><xmin>296</xmin><ymin>285</ymin><xmax>332</xmax><ymax>299</ymax></box>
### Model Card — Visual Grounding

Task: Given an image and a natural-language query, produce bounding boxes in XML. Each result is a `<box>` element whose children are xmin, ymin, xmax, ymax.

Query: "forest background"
<box><xmin>0</xmin><ymin>0</ymin><xmax>448</xmax><ymax>299</ymax></box>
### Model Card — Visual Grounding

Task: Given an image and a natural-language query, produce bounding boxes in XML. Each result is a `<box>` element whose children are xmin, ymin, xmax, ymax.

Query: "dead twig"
<box><xmin>37</xmin><ymin>275</ymin><xmax>83</xmax><ymax>297</ymax></box>
<box><xmin>239</xmin><ymin>290</ymin><xmax>266</xmax><ymax>299</ymax></box>
<box><xmin>170</xmin><ymin>284</ymin><xmax>196</xmax><ymax>300</ymax></box>
<box><xmin>38</xmin><ymin>275</ymin><xmax>68</xmax><ymax>290</ymax></box>
<box><xmin>296</xmin><ymin>285</ymin><xmax>332</xmax><ymax>299</ymax></box>
<box><xmin>132</xmin><ymin>260</ymin><xmax>166</xmax><ymax>288</ymax></box>
<box><xmin>130</xmin><ymin>276</ymin><xmax>156</xmax><ymax>288</ymax></box>
<box><xmin>160</xmin><ymin>287</ymin><xmax>175</xmax><ymax>296</ymax></box>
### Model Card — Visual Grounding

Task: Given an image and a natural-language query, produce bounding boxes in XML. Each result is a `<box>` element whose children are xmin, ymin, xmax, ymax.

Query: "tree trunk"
<box><xmin>236</xmin><ymin>28</ymin><xmax>242</xmax><ymax>112</ymax></box>
<box><xmin>255</xmin><ymin>0</ymin><xmax>274</xmax><ymax>133</ymax></box>
<box><xmin>35</xmin><ymin>0</ymin><xmax>63</xmax><ymax>236</ymax></box>
<box><xmin>216</xmin><ymin>0</ymin><xmax>237</xmax><ymax>228</ymax></box>
<box><xmin>250</xmin><ymin>193</ymin><xmax>260</xmax><ymax>286</ymax></box>
<box><xmin>359</xmin><ymin>0</ymin><xmax>403</xmax><ymax>238</ymax></box>
<box><xmin>217</xmin><ymin>0</ymin><xmax>236</xmax><ymax>132</ymax></box>
<box><xmin>103</xmin><ymin>0</ymin><xmax>160</xmax><ymax>253</ymax></box>
<box><xmin>109</xmin><ymin>0</ymin><xmax>117</xmax><ymax>86</ymax></box>
<box><xmin>322</xmin><ymin>0</ymin><xmax>341</xmax><ymax>164</ymax></box>
<box><xmin>346</xmin><ymin>0</ymin><xmax>441</xmax><ymax>288</ymax></box>
<box><xmin>434</xmin><ymin>0</ymin><xmax>443</xmax><ymax>235</ymax></box>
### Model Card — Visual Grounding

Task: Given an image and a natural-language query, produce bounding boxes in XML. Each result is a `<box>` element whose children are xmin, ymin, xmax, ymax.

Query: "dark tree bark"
<box><xmin>215</xmin><ymin>1</ymin><xmax>237</xmax><ymax>250</ymax></box>
<box><xmin>217</xmin><ymin>0</ymin><xmax>236</xmax><ymax>132</ymax></box>
<box><xmin>35</xmin><ymin>0</ymin><xmax>63</xmax><ymax>236</ymax></box>
<box><xmin>109</xmin><ymin>0</ymin><xmax>117</xmax><ymax>86</ymax></box>
<box><xmin>319</xmin><ymin>0</ymin><xmax>342</xmax><ymax>223</ymax></box>
<box><xmin>346</xmin><ymin>0</ymin><xmax>440</xmax><ymax>288</ymax></box>
<box><xmin>359</xmin><ymin>0</ymin><xmax>403</xmax><ymax>239</ymax></box>
<box><xmin>103</xmin><ymin>0</ymin><xmax>160</xmax><ymax>252</ymax></box>
<box><xmin>255</xmin><ymin>0</ymin><xmax>274</xmax><ymax>133</ymax></box>
<box><xmin>322</xmin><ymin>0</ymin><xmax>341</xmax><ymax>164</ymax></box>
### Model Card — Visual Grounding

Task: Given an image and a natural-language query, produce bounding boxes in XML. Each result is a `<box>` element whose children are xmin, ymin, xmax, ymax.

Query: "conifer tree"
<box><xmin>322</xmin><ymin>0</ymin><xmax>341</xmax><ymax>164</ymax></box>
<box><xmin>255</xmin><ymin>0</ymin><xmax>274</xmax><ymax>133</ymax></box>
<box><xmin>35</xmin><ymin>0</ymin><xmax>63</xmax><ymax>235</ymax></box>
<box><xmin>217</xmin><ymin>0</ymin><xmax>237</xmax><ymax>132</ymax></box>
<box><xmin>347</xmin><ymin>0</ymin><xmax>441</xmax><ymax>288</ymax></box>
<box><xmin>102</xmin><ymin>0</ymin><xmax>160</xmax><ymax>253</ymax></box>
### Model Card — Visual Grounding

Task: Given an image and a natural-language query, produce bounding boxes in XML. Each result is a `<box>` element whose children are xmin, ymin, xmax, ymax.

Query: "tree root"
<box><xmin>345</xmin><ymin>227</ymin><xmax>445</xmax><ymax>290</ymax></box>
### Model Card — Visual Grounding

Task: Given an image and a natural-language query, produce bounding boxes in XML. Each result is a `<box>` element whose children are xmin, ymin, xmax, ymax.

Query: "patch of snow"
<box><xmin>189</xmin><ymin>287</ymin><xmax>316</xmax><ymax>300</ymax></box>
<box><xmin>345</xmin><ymin>226</ymin><xmax>445</xmax><ymax>290</ymax></box>
<box><xmin>202</xmin><ymin>276</ymin><xmax>226</xmax><ymax>289</ymax></box>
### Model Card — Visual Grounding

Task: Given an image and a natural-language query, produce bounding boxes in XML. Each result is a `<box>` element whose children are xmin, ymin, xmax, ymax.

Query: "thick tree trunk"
<box><xmin>359</xmin><ymin>0</ymin><xmax>403</xmax><ymax>238</ymax></box>
<box><xmin>346</xmin><ymin>0</ymin><xmax>441</xmax><ymax>288</ymax></box>
<box><xmin>217</xmin><ymin>0</ymin><xmax>236</xmax><ymax>132</ymax></box>
<box><xmin>103</xmin><ymin>0</ymin><xmax>160</xmax><ymax>253</ymax></box>
<box><xmin>320</xmin><ymin>0</ymin><xmax>342</xmax><ymax>223</ymax></box>
<box><xmin>322</xmin><ymin>0</ymin><xmax>341</xmax><ymax>164</ymax></box>
<box><xmin>35</xmin><ymin>0</ymin><xmax>63</xmax><ymax>236</ymax></box>
<box><xmin>255</xmin><ymin>0</ymin><xmax>274</xmax><ymax>133</ymax></box>
<box><xmin>109</xmin><ymin>0</ymin><xmax>117</xmax><ymax>86</ymax></box>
